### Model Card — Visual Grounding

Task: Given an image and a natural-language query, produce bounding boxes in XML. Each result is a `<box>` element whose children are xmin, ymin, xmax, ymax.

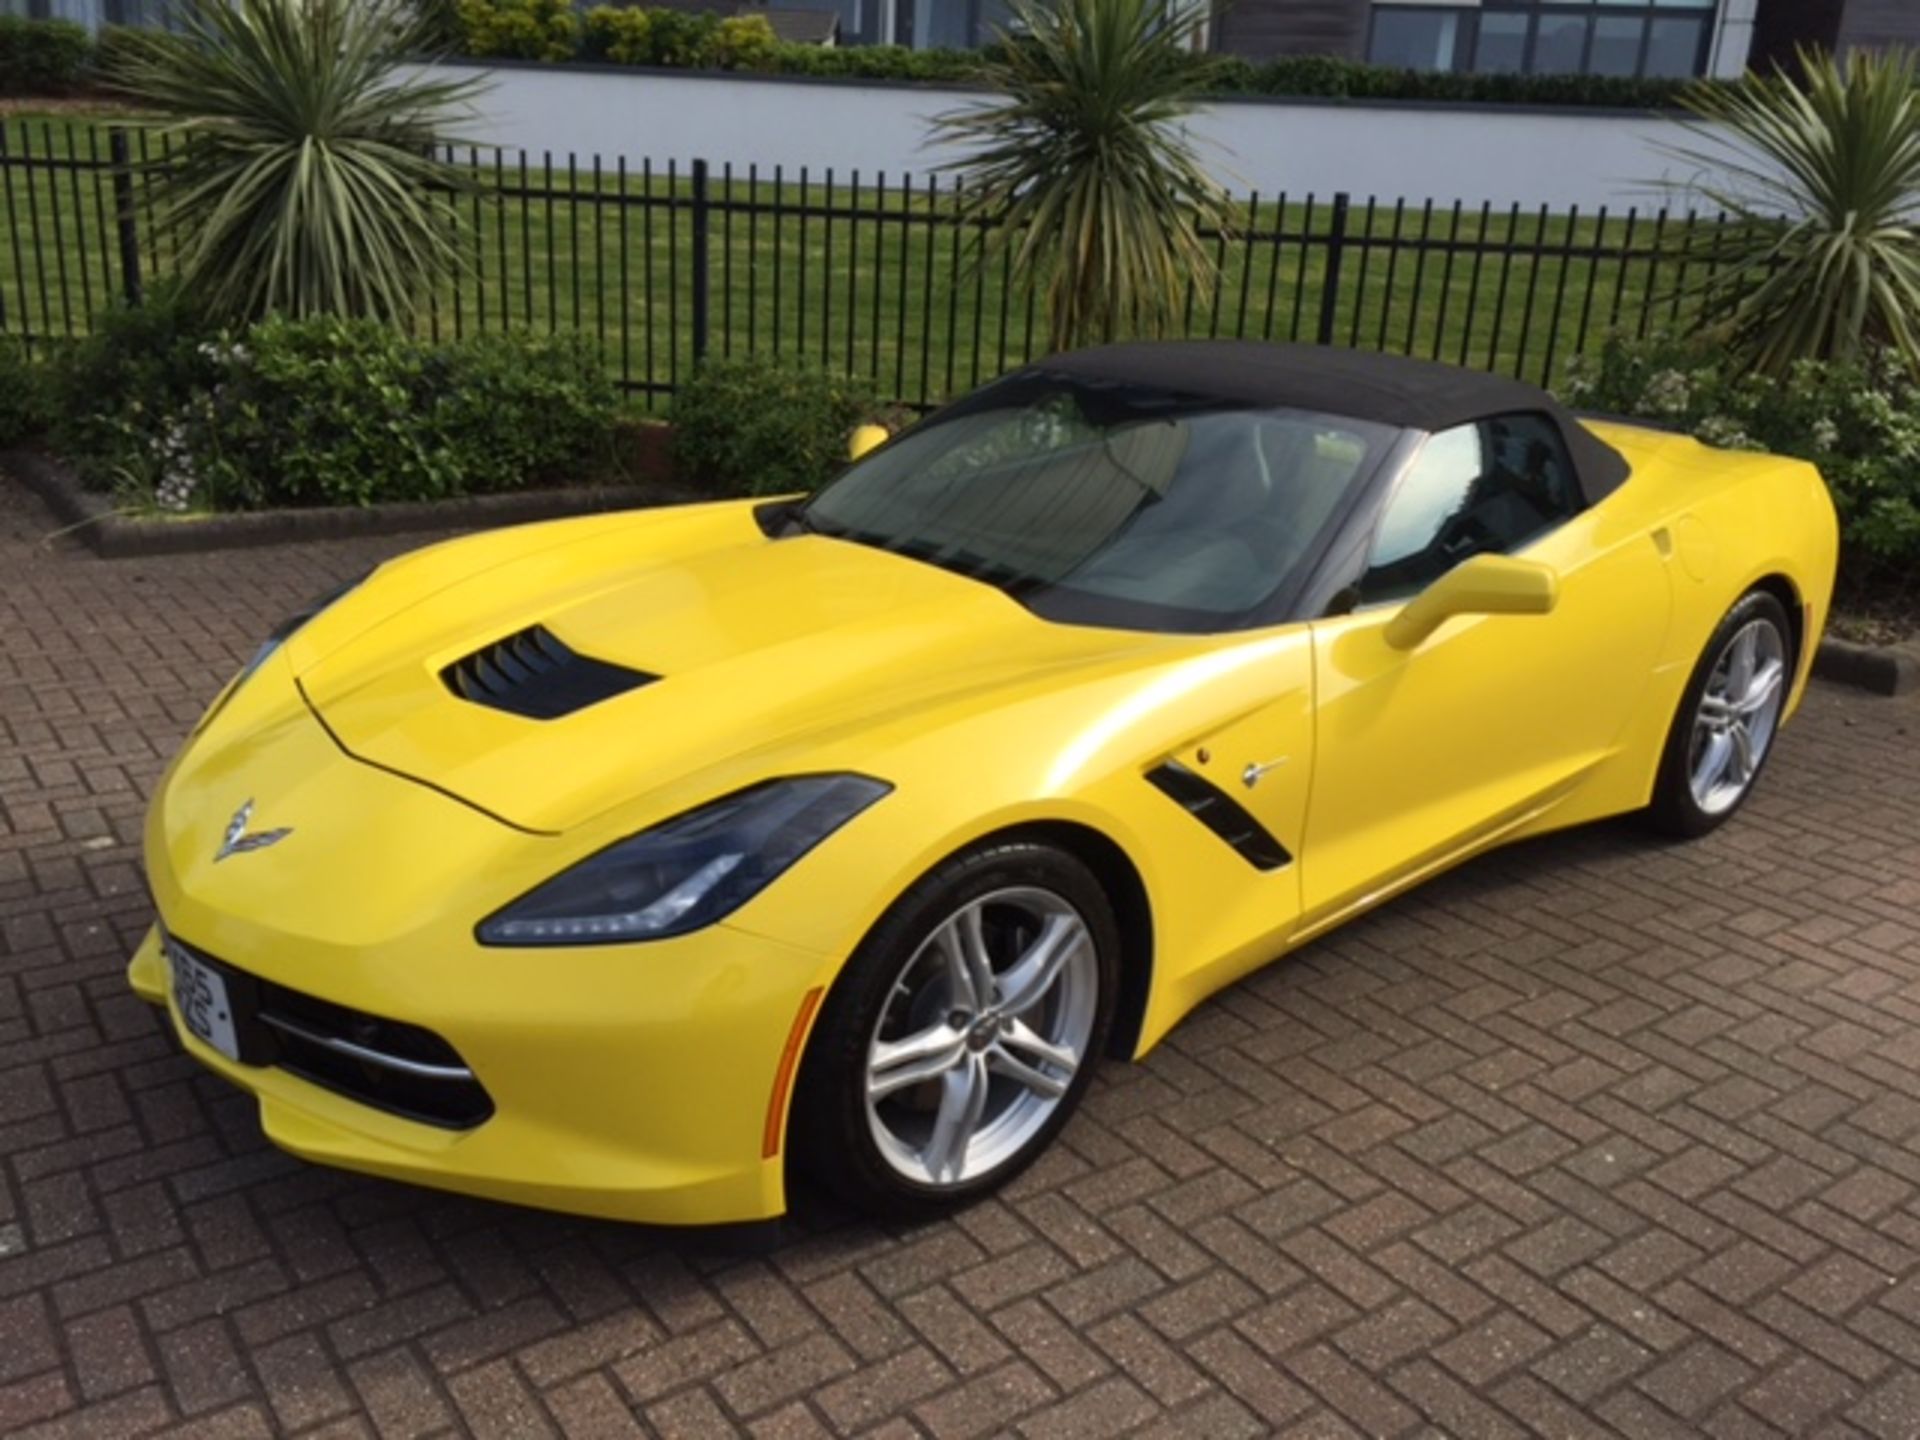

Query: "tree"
<box><xmin>933</xmin><ymin>0</ymin><xmax>1231</xmax><ymax>353</ymax></box>
<box><xmin>109</xmin><ymin>0</ymin><xmax>478</xmax><ymax>326</ymax></box>
<box><xmin>1665</xmin><ymin>46</ymin><xmax>1920</xmax><ymax>377</ymax></box>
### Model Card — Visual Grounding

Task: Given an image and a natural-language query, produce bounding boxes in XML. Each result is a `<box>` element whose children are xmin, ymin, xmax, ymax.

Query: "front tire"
<box><xmin>1645</xmin><ymin>589</ymin><xmax>1793</xmax><ymax>838</ymax></box>
<box><xmin>791</xmin><ymin>841</ymin><xmax>1118</xmax><ymax>1220</ymax></box>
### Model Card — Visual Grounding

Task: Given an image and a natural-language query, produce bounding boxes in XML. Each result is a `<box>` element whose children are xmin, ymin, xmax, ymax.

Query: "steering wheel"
<box><xmin>1432</xmin><ymin>509</ymin><xmax>1496</xmax><ymax>564</ymax></box>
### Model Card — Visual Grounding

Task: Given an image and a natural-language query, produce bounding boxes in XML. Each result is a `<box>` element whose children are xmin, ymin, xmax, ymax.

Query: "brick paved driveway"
<box><xmin>4</xmin><ymin>475</ymin><xmax>1920</xmax><ymax>1440</ymax></box>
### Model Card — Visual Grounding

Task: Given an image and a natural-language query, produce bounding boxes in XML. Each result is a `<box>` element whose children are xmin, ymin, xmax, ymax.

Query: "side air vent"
<box><xmin>1146</xmin><ymin>760</ymin><xmax>1293</xmax><ymax>871</ymax></box>
<box><xmin>441</xmin><ymin>625</ymin><xmax>654</xmax><ymax>721</ymax></box>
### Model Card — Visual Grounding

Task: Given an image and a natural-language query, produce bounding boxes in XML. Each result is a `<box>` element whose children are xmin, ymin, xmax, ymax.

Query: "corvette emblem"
<box><xmin>214</xmin><ymin>800</ymin><xmax>291</xmax><ymax>863</ymax></box>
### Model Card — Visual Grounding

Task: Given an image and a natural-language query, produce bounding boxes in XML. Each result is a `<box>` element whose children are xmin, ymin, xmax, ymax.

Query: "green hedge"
<box><xmin>0</xmin><ymin>337</ymin><xmax>52</xmax><ymax>446</ymax></box>
<box><xmin>0</xmin><ymin>16</ymin><xmax>92</xmax><ymax>96</ymax></box>
<box><xmin>670</xmin><ymin>354</ymin><xmax>882</xmax><ymax>496</ymax></box>
<box><xmin>52</xmin><ymin>295</ymin><xmax>625</xmax><ymax>511</ymax></box>
<box><xmin>1564</xmin><ymin>332</ymin><xmax>1920</xmax><ymax>587</ymax></box>
<box><xmin>448</xmin><ymin>5</ymin><xmax>1710</xmax><ymax>109</ymax></box>
<box><xmin>1205</xmin><ymin>54</ymin><xmax>1698</xmax><ymax>108</ymax></box>
<box><xmin>564</xmin><ymin>31</ymin><xmax>1707</xmax><ymax>109</ymax></box>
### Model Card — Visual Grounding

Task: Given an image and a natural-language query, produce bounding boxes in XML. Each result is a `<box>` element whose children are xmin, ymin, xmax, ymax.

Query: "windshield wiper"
<box><xmin>754</xmin><ymin>499</ymin><xmax>843</xmax><ymax>539</ymax></box>
<box><xmin>883</xmin><ymin>535</ymin><xmax>1038</xmax><ymax>593</ymax></box>
<box><xmin>764</xmin><ymin>507</ymin><xmax>1036</xmax><ymax>593</ymax></box>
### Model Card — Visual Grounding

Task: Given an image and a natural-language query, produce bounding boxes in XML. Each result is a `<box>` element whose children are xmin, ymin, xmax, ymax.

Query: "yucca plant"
<box><xmin>1664</xmin><ymin>46</ymin><xmax>1920</xmax><ymax>377</ymax></box>
<box><xmin>108</xmin><ymin>0</ymin><xmax>478</xmax><ymax>326</ymax></box>
<box><xmin>932</xmin><ymin>0</ymin><xmax>1230</xmax><ymax>353</ymax></box>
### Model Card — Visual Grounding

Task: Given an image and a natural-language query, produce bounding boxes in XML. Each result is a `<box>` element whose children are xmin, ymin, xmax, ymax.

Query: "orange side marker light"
<box><xmin>763</xmin><ymin>986</ymin><xmax>825</xmax><ymax>1159</ymax></box>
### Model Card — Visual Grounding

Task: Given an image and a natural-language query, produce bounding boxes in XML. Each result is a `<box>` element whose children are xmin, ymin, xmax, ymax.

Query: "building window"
<box><xmin>771</xmin><ymin>0</ymin><xmax>868</xmax><ymax>46</ymax></box>
<box><xmin>1644</xmin><ymin>14</ymin><xmax>1711</xmax><ymax>76</ymax></box>
<box><xmin>1590</xmin><ymin>14</ymin><xmax>1646</xmax><ymax>75</ymax></box>
<box><xmin>1531</xmin><ymin>9</ymin><xmax>1591</xmax><ymax>71</ymax></box>
<box><xmin>1368</xmin><ymin>2</ymin><xmax>1716</xmax><ymax>80</ymax></box>
<box><xmin>1369</xmin><ymin>8</ymin><xmax>1467</xmax><ymax>70</ymax></box>
<box><xmin>884</xmin><ymin>0</ymin><xmax>1017</xmax><ymax>49</ymax></box>
<box><xmin>1474</xmin><ymin>12</ymin><xmax>1530</xmax><ymax>71</ymax></box>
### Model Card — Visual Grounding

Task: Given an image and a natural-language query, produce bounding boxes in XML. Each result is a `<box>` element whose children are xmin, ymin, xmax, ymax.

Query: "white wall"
<box><xmin>420</xmin><ymin>61</ymin><xmax>1726</xmax><ymax>214</ymax></box>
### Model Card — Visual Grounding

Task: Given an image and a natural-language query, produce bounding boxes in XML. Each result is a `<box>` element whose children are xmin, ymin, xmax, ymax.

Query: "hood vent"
<box><xmin>442</xmin><ymin>625</ymin><xmax>654</xmax><ymax>720</ymax></box>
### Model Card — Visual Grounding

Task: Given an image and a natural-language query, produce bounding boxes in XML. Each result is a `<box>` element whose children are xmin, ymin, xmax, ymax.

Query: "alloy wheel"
<box><xmin>1688</xmin><ymin>617</ymin><xmax>1787</xmax><ymax>816</ymax></box>
<box><xmin>865</xmin><ymin>886</ymin><xmax>1098</xmax><ymax>1187</ymax></box>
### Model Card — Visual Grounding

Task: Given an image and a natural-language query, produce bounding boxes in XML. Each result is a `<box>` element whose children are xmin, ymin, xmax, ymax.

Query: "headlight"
<box><xmin>197</xmin><ymin>571</ymin><xmax>369</xmax><ymax>729</ymax></box>
<box><xmin>476</xmin><ymin>774</ymin><xmax>891</xmax><ymax>946</ymax></box>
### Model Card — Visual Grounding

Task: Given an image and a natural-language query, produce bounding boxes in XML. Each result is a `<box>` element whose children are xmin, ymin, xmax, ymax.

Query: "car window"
<box><xmin>804</xmin><ymin>375</ymin><xmax>1399</xmax><ymax>633</ymax></box>
<box><xmin>1357</xmin><ymin>412</ymin><xmax>1582</xmax><ymax>604</ymax></box>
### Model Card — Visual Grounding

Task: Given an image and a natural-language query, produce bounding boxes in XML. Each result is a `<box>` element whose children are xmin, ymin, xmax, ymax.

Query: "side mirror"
<box><xmin>848</xmin><ymin>423</ymin><xmax>890</xmax><ymax>461</ymax></box>
<box><xmin>1383</xmin><ymin>554</ymin><xmax>1559</xmax><ymax>651</ymax></box>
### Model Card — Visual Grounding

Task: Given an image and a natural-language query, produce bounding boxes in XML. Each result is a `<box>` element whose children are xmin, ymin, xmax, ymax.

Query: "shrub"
<box><xmin>1564</xmin><ymin>332</ymin><xmax>1920</xmax><ymax>585</ymax></box>
<box><xmin>410</xmin><ymin>0</ymin><xmax>467</xmax><ymax>49</ymax></box>
<box><xmin>0</xmin><ymin>338</ymin><xmax>52</xmax><ymax>447</ymax></box>
<box><xmin>670</xmin><ymin>355</ymin><xmax>881</xmax><ymax>496</ymax></box>
<box><xmin>0</xmin><ymin>17</ymin><xmax>92</xmax><ymax>97</ymax></box>
<box><xmin>643</xmin><ymin>9</ymin><xmax>719</xmax><ymax>67</ymax></box>
<box><xmin>768</xmin><ymin>42</ymin><xmax>982</xmax><ymax>83</ymax></box>
<box><xmin>112</xmin><ymin>0</ymin><xmax>475</xmax><ymax>326</ymax></box>
<box><xmin>50</xmin><ymin>284</ymin><xmax>225</xmax><ymax>488</ymax></box>
<box><xmin>935</xmin><ymin>0</ymin><xmax>1230</xmax><ymax>352</ymax></box>
<box><xmin>457</xmin><ymin>0</ymin><xmax>579</xmax><ymax>62</ymax></box>
<box><xmin>425</xmin><ymin>330</ymin><xmax>622</xmax><ymax>496</ymax></box>
<box><xmin>89</xmin><ymin>25</ymin><xmax>148</xmax><ymax>90</ymax></box>
<box><xmin>711</xmin><ymin>15</ymin><xmax>779</xmax><ymax>72</ymax></box>
<box><xmin>583</xmin><ymin>5</ymin><xmax>651</xmax><ymax>64</ymax></box>
<box><xmin>58</xmin><ymin>306</ymin><xmax>621</xmax><ymax>511</ymax></box>
<box><xmin>1663</xmin><ymin>48</ymin><xmax>1920</xmax><ymax>377</ymax></box>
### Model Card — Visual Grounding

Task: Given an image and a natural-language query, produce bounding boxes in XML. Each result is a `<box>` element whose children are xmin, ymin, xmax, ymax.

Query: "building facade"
<box><xmin>1748</xmin><ymin>0</ymin><xmax>1920</xmax><ymax>71</ymax></box>
<box><xmin>752</xmin><ymin>0</ymin><xmax>1012</xmax><ymax>47</ymax></box>
<box><xmin>788</xmin><ymin>0</ymin><xmax>1915</xmax><ymax>76</ymax></box>
<box><xmin>8</xmin><ymin>0</ymin><xmax>1916</xmax><ymax>76</ymax></box>
<box><xmin>1221</xmin><ymin>0</ymin><xmax>1914</xmax><ymax>79</ymax></box>
<box><xmin>1356</xmin><ymin>1</ymin><xmax>1732</xmax><ymax>79</ymax></box>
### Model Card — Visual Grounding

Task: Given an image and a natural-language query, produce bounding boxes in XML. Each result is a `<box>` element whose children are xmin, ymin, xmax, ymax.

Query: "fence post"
<box><xmin>690</xmin><ymin>158</ymin><xmax>710</xmax><ymax>363</ymax></box>
<box><xmin>1316</xmin><ymin>191</ymin><xmax>1351</xmax><ymax>347</ymax></box>
<box><xmin>108</xmin><ymin>128</ymin><xmax>143</xmax><ymax>309</ymax></box>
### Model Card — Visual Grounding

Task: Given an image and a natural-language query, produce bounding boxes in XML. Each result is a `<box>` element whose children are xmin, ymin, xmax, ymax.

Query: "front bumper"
<box><xmin>135</xmin><ymin>677</ymin><xmax>837</xmax><ymax>1226</ymax></box>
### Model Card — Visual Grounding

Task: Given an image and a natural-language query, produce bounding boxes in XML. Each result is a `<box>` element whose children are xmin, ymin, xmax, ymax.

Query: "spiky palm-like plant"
<box><xmin>932</xmin><ymin>0</ymin><xmax>1230</xmax><ymax>354</ymax></box>
<box><xmin>109</xmin><ymin>0</ymin><xmax>477</xmax><ymax>325</ymax></box>
<box><xmin>1665</xmin><ymin>46</ymin><xmax>1920</xmax><ymax>377</ymax></box>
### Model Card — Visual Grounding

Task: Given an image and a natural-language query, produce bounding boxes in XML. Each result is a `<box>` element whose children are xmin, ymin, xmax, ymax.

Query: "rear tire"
<box><xmin>790</xmin><ymin>841</ymin><xmax>1118</xmax><ymax>1220</ymax></box>
<box><xmin>1644</xmin><ymin>589</ymin><xmax>1793</xmax><ymax>838</ymax></box>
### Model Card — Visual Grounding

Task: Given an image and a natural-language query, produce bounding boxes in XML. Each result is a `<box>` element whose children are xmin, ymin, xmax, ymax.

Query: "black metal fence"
<box><xmin>0</xmin><ymin>117</ymin><xmax>1725</xmax><ymax>409</ymax></box>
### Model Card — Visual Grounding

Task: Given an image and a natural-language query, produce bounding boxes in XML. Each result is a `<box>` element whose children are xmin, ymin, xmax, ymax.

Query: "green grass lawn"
<box><xmin>1</xmin><ymin>113</ymin><xmax>1718</xmax><ymax>411</ymax></box>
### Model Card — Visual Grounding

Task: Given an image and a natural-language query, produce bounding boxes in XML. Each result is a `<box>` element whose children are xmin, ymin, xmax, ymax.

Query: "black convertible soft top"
<box><xmin>1036</xmin><ymin>341</ymin><xmax>1630</xmax><ymax>506</ymax></box>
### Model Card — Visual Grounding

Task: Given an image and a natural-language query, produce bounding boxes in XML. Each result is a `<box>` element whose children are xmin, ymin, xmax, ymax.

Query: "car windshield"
<box><xmin>802</xmin><ymin>374</ymin><xmax>1399</xmax><ymax>632</ymax></box>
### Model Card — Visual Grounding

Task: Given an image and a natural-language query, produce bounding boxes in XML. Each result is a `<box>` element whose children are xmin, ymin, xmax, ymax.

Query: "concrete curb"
<box><xmin>1814</xmin><ymin>635</ymin><xmax>1920</xmax><ymax>698</ymax></box>
<box><xmin>4</xmin><ymin>448</ymin><xmax>705</xmax><ymax>559</ymax></box>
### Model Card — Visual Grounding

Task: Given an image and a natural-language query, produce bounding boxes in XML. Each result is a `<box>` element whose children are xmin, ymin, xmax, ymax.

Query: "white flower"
<box><xmin>1641</xmin><ymin>369</ymin><xmax>1693</xmax><ymax>418</ymax></box>
<box><xmin>1695</xmin><ymin>414</ymin><xmax>1758</xmax><ymax>451</ymax></box>
<box><xmin>155</xmin><ymin>471</ymin><xmax>195</xmax><ymax>512</ymax></box>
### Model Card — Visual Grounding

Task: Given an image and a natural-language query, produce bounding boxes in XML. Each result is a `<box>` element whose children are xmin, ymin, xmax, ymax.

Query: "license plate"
<box><xmin>167</xmin><ymin>940</ymin><xmax>241</xmax><ymax>1062</ymax></box>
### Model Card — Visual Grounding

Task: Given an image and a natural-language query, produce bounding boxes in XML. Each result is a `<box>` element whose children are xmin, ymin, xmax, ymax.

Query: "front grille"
<box><xmin>168</xmin><ymin>936</ymin><xmax>493</xmax><ymax>1130</ymax></box>
<box><xmin>255</xmin><ymin>981</ymin><xmax>494</xmax><ymax>1129</ymax></box>
<box><xmin>442</xmin><ymin>624</ymin><xmax>654</xmax><ymax>720</ymax></box>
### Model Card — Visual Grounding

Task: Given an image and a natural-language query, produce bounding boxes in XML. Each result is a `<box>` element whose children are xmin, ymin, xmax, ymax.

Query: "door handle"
<box><xmin>1242</xmin><ymin>756</ymin><xmax>1289</xmax><ymax>789</ymax></box>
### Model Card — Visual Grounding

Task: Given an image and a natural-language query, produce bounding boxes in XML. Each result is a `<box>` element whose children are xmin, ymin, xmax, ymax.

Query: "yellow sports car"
<box><xmin>128</xmin><ymin>342</ymin><xmax>1838</xmax><ymax>1225</ymax></box>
